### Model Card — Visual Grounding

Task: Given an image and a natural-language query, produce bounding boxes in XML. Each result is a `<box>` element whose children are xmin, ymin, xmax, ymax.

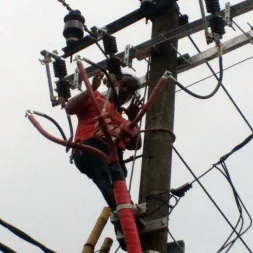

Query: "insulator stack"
<box><xmin>204</xmin><ymin>0</ymin><xmax>225</xmax><ymax>38</ymax></box>
<box><xmin>107</xmin><ymin>57</ymin><xmax>122</xmax><ymax>79</ymax></box>
<box><xmin>53</xmin><ymin>59</ymin><xmax>71</xmax><ymax>100</ymax></box>
<box><xmin>103</xmin><ymin>35</ymin><xmax>118</xmax><ymax>55</ymax></box>
<box><xmin>103</xmin><ymin>34</ymin><xmax>122</xmax><ymax>79</ymax></box>
<box><xmin>209</xmin><ymin>15</ymin><xmax>225</xmax><ymax>37</ymax></box>
<box><xmin>63</xmin><ymin>10</ymin><xmax>85</xmax><ymax>46</ymax></box>
<box><xmin>53</xmin><ymin>59</ymin><xmax>68</xmax><ymax>78</ymax></box>
<box><xmin>56</xmin><ymin>80</ymin><xmax>71</xmax><ymax>100</ymax></box>
<box><xmin>205</xmin><ymin>0</ymin><xmax>220</xmax><ymax>13</ymax></box>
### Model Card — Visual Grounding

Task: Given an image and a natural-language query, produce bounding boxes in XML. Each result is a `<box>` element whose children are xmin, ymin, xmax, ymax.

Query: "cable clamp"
<box><xmin>163</xmin><ymin>71</ymin><xmax>177</xmax><ymax>82</ymax></box>
<box><xmin>116</xmin><ymin>203</ymin><xmax>135</xmax><ymax>213</ymax></box>
<box><xmin>162</xmin><ymin>71</ymin><xmax>172</xmax><ymax>80</ymax></box>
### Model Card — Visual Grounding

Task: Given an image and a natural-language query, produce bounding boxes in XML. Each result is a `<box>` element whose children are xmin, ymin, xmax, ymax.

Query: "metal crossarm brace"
<box><xmin>63</xmin><ymin>0</ymin><xmax>253</xmax><ymax>81</ymax></box>
<box><xmin>137</xmin><ymin>29</ymin><xmax>253</xmax><ymax>87</ymax></box>
<box><xmin>61</xmin><ymin>0</ymin><xmax>177</xmax><ymax>58</ymax></box>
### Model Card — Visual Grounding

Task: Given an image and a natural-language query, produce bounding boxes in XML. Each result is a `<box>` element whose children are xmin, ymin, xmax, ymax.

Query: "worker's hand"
<box><xmin>121</xmin><ymin>95</ymin><xmax>144</xmax><ymax>121</ymax></box>
<box><xmin>92</xmin><ymin>72</ymin><xmax>104</xmax><ymax>91</ymax></box>
<box><xmin>102</xmin><ymin>75</ymin><xmax>116</xmax><ymax>88</ymax></box>
<box><xmin>94</xmin><ymin>117</ymin><xmax>120</xmax><ymax>138</ymax></box>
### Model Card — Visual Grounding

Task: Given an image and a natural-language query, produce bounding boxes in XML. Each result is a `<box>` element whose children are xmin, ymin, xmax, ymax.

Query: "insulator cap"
<box><xmin>140</xmin><ymin>0</ymin><xmax>153</xmax><ymax>8</ymax></box>
<box><xmin>103</xmin><ymin>35</ymin><xmax>118</xmax><ymax>55</ymax></box>
<box><xmin>53</xmin><ymin>59</ymin><xmax>68</xmax><ymax>78</ymax></box>
<box><xmin>56</xmin><ymin>80</ymin><xmax>71</xmax><ymax>100</ymax></box>
<box><xmin>107</xmin><ymin>57</ymin><xmax>122</xmax><ymax>79</ymax></box>
<box><xmin>63</xmin><ymin>10</ymin><xmax>85</xmax><ymax>46</ymax></box>
<box><xmin>205</xmin><ymin>0</ymin><xmax>220</xmax><ymax>13</ymax></box>
<box><xmin>64</xmin><ymin>10</ymin><xmax>85</xmax><ymax>23</ymax></box>
<box><xmin>209</xmin><ymin>15</ymin><xmax>225</xmax><ymax>37</ymax></box>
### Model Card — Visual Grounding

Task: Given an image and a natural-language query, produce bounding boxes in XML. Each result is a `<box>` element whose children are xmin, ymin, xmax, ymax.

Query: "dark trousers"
<box><xmin>73</xmin><ymin>138</ymin><xmax>127</xmax><ymax>211</ymax></box>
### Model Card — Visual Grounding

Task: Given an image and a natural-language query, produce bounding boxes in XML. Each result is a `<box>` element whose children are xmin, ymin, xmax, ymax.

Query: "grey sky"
<box><xmin>0</xmin><ymin>0</ymin><xmax>253</xmax><ymax>252</ymax></box>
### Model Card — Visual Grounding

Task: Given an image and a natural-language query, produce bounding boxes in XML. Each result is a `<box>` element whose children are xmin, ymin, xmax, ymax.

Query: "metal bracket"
<box><xmin>90</xmin><ymin>26</ymin><xmax>108</xmax><ymax>40</ymax></box>
<box><xmin>116</xmin><ymin>217</ymin><xmax>168</xmax><ymax>242</ymax></box>
<box><xmin>70</xmin><ymin>68</ymin><xmax>81</xmax><ymax>90</ymax></box>
<box><xmin>123</xmin><ymin>44</ymin><xmax>133</xmax><ymax>68</ymax></box>
<box><xmin>225</xmin><ymin>2</ymin><xmax>232</xmax><ymax>28</ymax></box>
<box><xmin>110</xmin><ymin>202</ymin><xmax>147</xmax><ymax>225</ymax></box>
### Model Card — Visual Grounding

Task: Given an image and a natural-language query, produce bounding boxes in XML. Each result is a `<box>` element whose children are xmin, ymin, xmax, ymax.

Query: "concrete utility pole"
<box><xmin>138</xmin><ymin>3</ymin><xmax>179</xmax><ymax>253</ymax></box>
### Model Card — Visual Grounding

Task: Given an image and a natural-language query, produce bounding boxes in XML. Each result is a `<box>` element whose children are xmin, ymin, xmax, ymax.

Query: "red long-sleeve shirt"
<box><xmin>75</xmin><ymin>91</ymin><xmax>126</xmax><ymax>149</ymax></box>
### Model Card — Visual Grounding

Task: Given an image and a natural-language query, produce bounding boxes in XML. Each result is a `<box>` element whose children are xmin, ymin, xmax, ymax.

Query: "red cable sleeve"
<box><xmin>113</xmin><ymin>181</ymin><xmax>142</xmax><ymax>253</ymax></box>
<box><xmin>130</xmin><ymin>74</ymin><xmax>169</xmax><ymax>127</ymax></box>
<box><xmin>27</xmin><ymin>114</ymin><xmax>109</xmax><ymax>163</ymax></box>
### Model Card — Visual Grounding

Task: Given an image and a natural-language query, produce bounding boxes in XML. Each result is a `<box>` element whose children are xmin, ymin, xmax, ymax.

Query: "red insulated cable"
<box><xmin>76</xmin><ymin>60</ymin><xmax>118</xmax><ymax>162</ymax></box>
<box><xmin>27</xmin><ymin>113</ymin><xmax>109</xmax><ymax>163</ymax></box>
<box><xmin>130</xmin><ymin>72</ymin><xmax>170</xmax><ymax>128</ymax></box>
<box><xmin>113</xmin><ymin>181</ymin><xmax>142</xmax><ymax>253</ymax></box>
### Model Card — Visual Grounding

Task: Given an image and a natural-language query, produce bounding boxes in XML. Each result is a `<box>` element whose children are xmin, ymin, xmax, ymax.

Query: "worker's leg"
<box><xmin>92</xmin><ymin>166</ymin><xmax>117</xmax><ymax>210</ymax></box>
<box><xmin>73</xmin><ymin>138</ymin><xmax>117</xmax><ymax>210</ymax></box>
<box><xmin>74</xmin><ymin>138</ymin><xmax>128</xmax><ymax>210</ymax></box>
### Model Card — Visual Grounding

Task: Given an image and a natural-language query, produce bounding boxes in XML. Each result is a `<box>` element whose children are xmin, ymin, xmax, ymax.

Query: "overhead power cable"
<box><xmin>169</xmin><ymin>6</ymin><xmax>253</xmax><ymax>131</ymax></box>
<box><xmin>29</xmin><ymin>111</ymin><xmax>67</xmax><ymax>141</ymax></box>
<box><xmin>145</xmin><ymin>194</ymin><xmax>177</xmax><ymax>217</ymax></box>
<box><xmin>114</xmin><ymin>245</ymin><xmax>120</xmax><ymax>253</ymax></box>
<box><xmin>217</xmin><ymin>133</ymin><xmax>253</xmax><ymax>164</ymax></box>
<box><xmin>191</xmin><ymin>131</ymin><xmax>253</xmax><ymax>186</ymax></box>
<box><xmin>216</xmin><ymin>164</ymin><xmax>244</xmax><ymax>253</ymax></box>
<box><xmin>0</xmin><ymin>242</ymin><xmax>18</xmax><ymax>253</ymax></box>
<box><xmin>83</xmin><ymin>26</ymin><xmax>109</xmax><ymax>60</ymax></box>
<box><xmin>167</xmin><ymin>229</ymin><xmax>185</xmax><ymax>253</ymax></box>
<box><xmin>128</xmin><ymin>57</ymin><xmax>150</xmax><ymax>193</ymax></box>
<box><xmin>216</xmin><ymin>163</ymin><xmax>253</xmax><ymax>252</ymax></box>
<box><xmin>56</xmin><ymin>0</ymin><xmax>72</xmax><ymax>11</ymax></box>
<box><xmin>176</xmin><ymin>56</ymin><xmax>253</xmax><ymax>94</ymax></box>
<box><xmin>172</xmin><ymin>146</ymin><xmax>252</xmax><ymax>253</ymax></box>
<box><xmin>0</xmin><ymin>218</ymin><xmax>56</xmax><ymax>253</ymax></box>
<box><xmin>174</xmin><ymin>55</ymin><xmax>223</xmax><ymax>99</ymax></box>
<box><xmin>187</xmin><ymin>35</ymin><xmax>253</xmax><ymax>132</ymax></box>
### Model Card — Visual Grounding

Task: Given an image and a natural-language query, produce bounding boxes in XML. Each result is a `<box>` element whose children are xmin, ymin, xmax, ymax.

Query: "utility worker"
<box><xmin>65</xmin><ymin>73</ymin><xmax>142</xmax><ymax>211</ymax></box>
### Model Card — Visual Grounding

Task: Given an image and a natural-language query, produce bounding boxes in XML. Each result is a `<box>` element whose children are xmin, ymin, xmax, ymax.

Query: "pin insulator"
<box><xmin>63</xmin><ymin>10</ymin><xmax>85</xmax><ymax>46</ymax></box>
<box><xmin>53</xmin><ymin>59</ymin><xmax>68</xmax><ymax>78</ymax></box>
<box><xmin>205</xmin><ymin>0</ymin><xmax>220</xmax><ymax>13</ymax></box>
<box><xmin>103</xmin><ymin>35</ymin><xmax>118</xmax><ymax>55</ymax></box>
<box><xmin>56</xmin><ymin>80</ymin><xmax>71</xmax><ymax>100</ymax></box>
<box><xmin>107</xmin><ymin>57</ymin><xmax>122</xmax><ymax>79</ymax></box>
<box><xmin>209</xmin><ymin>15</ymin><xmax>225</xmax><ymax>37</ymax></box>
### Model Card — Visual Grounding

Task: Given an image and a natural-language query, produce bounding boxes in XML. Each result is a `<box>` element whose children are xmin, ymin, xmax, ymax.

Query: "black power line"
<box><xmin>0</xmin><ymin>218</ymin><xmax>56</xmax><ymax>253</ymax></box>
<box><xmin>175</xmin><ymin>56</ymin><xmax>224</xmax><ymax>99</ymax></box>
<box><xmin>176</xmin><ymin>56</ymin><xmax>253</xmax><ymax>93</ymax></box>
<box><xmin>187</xmin><ymin>35</ymin><xmax>253</xmax><ymax>132</ymax></box>
<box><xmin>216</xmin><ymin>163</ymin><xmax>252</xmax><ymax>252</ymax></box>
<box><xmin>0</xmin><ymin>242</ymin><xmax>18</xmax><ymax>253</ymax></box>
<box><xmin>172</xmin><ymin>146</ymin><xmax>252</xmax><ymax>253</ymax></box>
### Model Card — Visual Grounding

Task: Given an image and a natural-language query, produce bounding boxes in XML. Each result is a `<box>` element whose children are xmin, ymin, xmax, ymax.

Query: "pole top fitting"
<box><xmin>162</xmin><ymin>70</ymin><xmax>172</xmax><ymax>79</ymax></box>
<box><xmin>25</xmin><ymin>110</ymin><xmax>33</xmax><ymax>117</ymax></box>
